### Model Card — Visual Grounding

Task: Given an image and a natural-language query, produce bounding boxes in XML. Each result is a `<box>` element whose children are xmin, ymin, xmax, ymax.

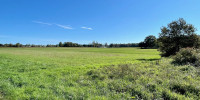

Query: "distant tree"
<box><xmin>92</xmin><ymin>41</ymin><xmax>96</xmax><ymax>47</ymax></box>
<box><xmin>139</xmin><ymin>35</ymin><xmax>157</xmax><ymax>48</ymax></box>
<box><xmin>9</xmin><ymin>43</ymin><xmax>13</xmax><ymax>47</ymax></box>
<box><xmin>0</xmin><ymin>44</ymin><xmax>3</xmax><ymax>47</ymax></box>
<box><xmin>31</xmin><ymin>44</ymin><xmax>36</xmax><ymax>47</ymax></box>
<box><xmin>105</xmin><ymin>43</ymin><xmax>108</xmax><ymax>47</ymax></box>
<box><xmin>158</xmin><ymin>18</ymin><xmax>200</xmax><ymax>57</ymax></box>
<box><xmin>108</xmin><ymin>43</ymin><xmax>139</xmax><ymax>48</ymax></box>
<box><xmin>109</xmin><ymin>43</ymin><xmax>113</xmax><ymax>48</ymax></box>
<box><xmin>15</xmin><ymin>43</ymin><xmax>22</xmax><ymax>47</ymax></box>
<box><xmin>25</xmin><ymin>44</ymin><xmax>30</xmax><ymax>47</ymax></box>
<box><xmin>91</xmin><ymin>41</ymin><xmax>102</xmax><ymax>47</ymax></box>
<box><xmin>138</xmin><ymin>42</ymin><xmax>146</xmax><ymax>48</ymax></box>
<box><xmin>144</xmin><ymin>35</ymin><xmax>157</xmax><ymax>48</ymax></box>
<box><xmin>59</xmin><ymin>42</ymin><xmax>63</xmax><ymax>47</ymax></box>
<box><xmin>4</xmin><ymin>44</ymin><xmax>8</xmax><ymax>47</ymax></box>
<box><xmin>62</xmin><ymin>42</ymin><xmax>80</xmax><ymax>47</ymax></box>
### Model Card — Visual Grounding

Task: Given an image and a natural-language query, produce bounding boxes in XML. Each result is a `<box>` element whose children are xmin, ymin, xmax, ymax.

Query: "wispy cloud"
<box><xmin>55</xmin><ymin>24</ymin><xmax>73</xmax><ymax>29</ymax></box>
<box><xmin>81</xmin><ymin>26</ymin><xmax>93</xmax><ymax>30</ymax></box>
<box><xmin>33</xmin><ymin>21</ymin><xmax>74</xmax><ymax>30</ymax></box>
<box><xmin>32</xmin><ymin>21</ymin><xmax>52</xmax><ymax>25</ymax></box>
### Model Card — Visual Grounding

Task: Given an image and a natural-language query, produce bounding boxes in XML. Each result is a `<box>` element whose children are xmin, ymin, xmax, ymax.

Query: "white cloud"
<box><xmin>81</xmin><ymin>26</ymin><xmax>93</xmax><ymax>30</ymax></box>
<box><xmin>55</xmin><ymin>24</ymin><xmax>73</xmax><ymax>29</ymax></box>
<box><xmin>33</xmin><ymin>20</ymin><xmax>73</xmax><ymax>30</ymax></box>
<box><xmin>32</xmin><ymin>21</ymin><xmax>52</xmax><ymax>25</ymax></box>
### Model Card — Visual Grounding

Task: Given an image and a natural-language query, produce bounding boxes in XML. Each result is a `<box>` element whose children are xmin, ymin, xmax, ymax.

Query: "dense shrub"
<box><xmin>172</xmin><ymin>48</ymin><xmax>200</xmax><ymax>66</ymax></box>
<box><xmin>83</xmin><ymin>60</ymin><xmax>200</xmax><ymax>99</ymax></box>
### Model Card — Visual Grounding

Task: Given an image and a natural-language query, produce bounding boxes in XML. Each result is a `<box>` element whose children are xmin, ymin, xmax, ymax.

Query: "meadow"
<box><xmin>0</xmin><ymin>47</ymin><xmax>200</xmax><ymax>99</ymax></box>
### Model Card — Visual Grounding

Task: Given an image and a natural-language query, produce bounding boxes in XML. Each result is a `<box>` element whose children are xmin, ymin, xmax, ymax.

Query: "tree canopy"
<box><xmin>158</xmin><ymin>18</ymin><xmax>200</xmax><ymax>57</ymax></box>
<box><xmin>139</xmin><ymin>35</ymin><xmax>157</xmax><ymax>48</ymax></box>
<box><xmin>144</xmin><ymin>35</ymin><xmax>157</xmax><ymax>48</ymax></box>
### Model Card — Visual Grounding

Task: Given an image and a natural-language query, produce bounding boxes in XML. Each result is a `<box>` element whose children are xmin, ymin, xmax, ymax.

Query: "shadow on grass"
<box><xmin>137</xmin><ymin>58</ymin><xmax>160</xmax><ymax>61</ymax></box>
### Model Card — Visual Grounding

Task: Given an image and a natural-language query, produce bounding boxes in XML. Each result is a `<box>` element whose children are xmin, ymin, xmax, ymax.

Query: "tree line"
<box><xmin>0</xmin><ymin>43</ymin><xmax>47</xmax><ymax>47</ymax></box>
<box><xmin>0</xmin><ymin>41</ymin><xmax>139</xmax><ymax>48</ymax></box>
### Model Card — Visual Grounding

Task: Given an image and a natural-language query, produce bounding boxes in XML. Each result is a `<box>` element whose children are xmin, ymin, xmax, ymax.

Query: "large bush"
<box><xmin>172</xmin><ymin>48</ymin><xmax>200</xmax><ymax>66</ymax></box>
<box><xmin>158</xmin><ymin>18</ymin><xmax>200</xmax><ymax>57</ymax></box>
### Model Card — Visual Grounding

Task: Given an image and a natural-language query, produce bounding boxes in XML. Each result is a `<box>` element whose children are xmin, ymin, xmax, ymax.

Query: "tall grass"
<box><xmin>83</xmin><ymin>59</ymin><xmax>200</xmax><ymax>99</ymax></box>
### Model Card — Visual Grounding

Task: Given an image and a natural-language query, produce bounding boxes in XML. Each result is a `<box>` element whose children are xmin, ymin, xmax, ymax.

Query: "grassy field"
<box><xmin>1</xmin><ymin>47</ymin><xmax>200</xmax><ymax>99</ymax></box>
<box><xmin>0</xmin><ymin>47</ymin><xmax>160</xmax><ymax>99</ymax></box>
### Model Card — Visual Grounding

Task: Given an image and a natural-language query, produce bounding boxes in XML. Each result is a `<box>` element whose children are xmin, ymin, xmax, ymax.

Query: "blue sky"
<box><xmin>0</xmin><ymin>0</ymin><xmax>200</xmax><ymax>45</ymax></box>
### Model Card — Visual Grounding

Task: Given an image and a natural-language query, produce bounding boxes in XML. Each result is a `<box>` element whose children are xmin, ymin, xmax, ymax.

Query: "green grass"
<box><xmin>1</xmin><ymin>47</ymin><xmax>200</xmax><ymax>99</ymax></box>
<box><xmin>1</xmin><ymin>48</ymin><xmax>200</xmax><ymax>99</ymax></box>
<box><xmin>0</xmin><ymin>47</ymin><xmax>160</xmax><ymax>99</ymax></box>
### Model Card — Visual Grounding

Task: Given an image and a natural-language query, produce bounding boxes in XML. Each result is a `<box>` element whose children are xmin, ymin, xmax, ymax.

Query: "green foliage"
<box><xmin>172</xmin><ymin>48</ymin><xmax>200</xmax><ymax>66</ymax></box>
<box><xmin>58</xmin><ymin>42</ymin><xmax>63</xmax><ymax>47</ymax></box>
<box><xmin>84</xmin><ymin>60</ymin><xmax>200</xmax><ymax>99</ymax></box>
<box><xmin>144</xmin><ymin>35</ymin><xmax>157</xmax><ymax>48</ymax></box>
<box><xmin>158</xmin><ymin>18</ymin><xmax>200</xmax><ymax>57</ymax></box>
<box><xmin>139</xmin><ymin>35</ymin><xmax>158</xmax><ymax>49</ymax></box>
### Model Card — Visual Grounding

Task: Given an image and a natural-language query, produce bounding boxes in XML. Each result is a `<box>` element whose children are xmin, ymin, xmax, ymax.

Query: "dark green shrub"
<box><xmin>172</xmin><ymin>48</ymin><xmax>200</xmax><ymax>66</ymax></box>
